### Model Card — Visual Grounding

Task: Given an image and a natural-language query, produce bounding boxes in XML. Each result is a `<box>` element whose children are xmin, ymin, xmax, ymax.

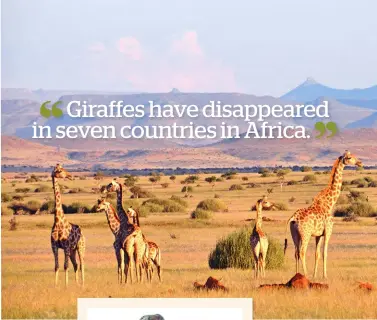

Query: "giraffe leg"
<box><xmin>114</xmin><ymin>246</ymin><xmax>122</xmax><ymax>284</ymax></box>
<box><xmin>313</xmin><ymin>236</ymin><xmax>323</xmax><ymax>279</ymax></box>
<box><xmin>77</xmin><ymin>236</ymin><xmax>85</xmax><ymax>286</ymax></box>
<box><xmin>323</xmin><ymin>224</ymin><xmax>333</xmax><ymax>279</ymax></box>
<box><xmin>295</xmin><ymin>246</ymin><xmax>300</xmax><ymax>274</ymax></box>
<box><xmin>52</xmin><ymin>243</ymin><xmax>59</xmax><ymax>286</ymax></box>
<box><xmin>299</xmin><ymin>235</ymin><xmax>310</xmax><ymax>276</ymax></box>
<box><xmin>69</xmin><ymin>250</ymin><xmax>78</xmax><ymax>284</ymax></box>
<box><xmin>64</xmin><ymin>249</ymin><xmax>70</xmax><ymax>287</ymax></box>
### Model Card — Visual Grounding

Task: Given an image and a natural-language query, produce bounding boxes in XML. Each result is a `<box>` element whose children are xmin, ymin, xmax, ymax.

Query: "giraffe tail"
<box><xmin>284</xmin><ymin>215</ymin><xmax>295</xmax><ymax>255</ymax></box>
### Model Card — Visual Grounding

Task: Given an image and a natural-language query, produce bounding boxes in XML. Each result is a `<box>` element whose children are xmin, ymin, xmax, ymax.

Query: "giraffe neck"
<box><xmin>104</xmin><ymin>204</ymin><xmax>121</xmax><ymax>236</ymax></box>
<box><xmin>115</xmin><ymin>183</ymin><xmax>128</xmax><ymax>226</ymax></box>
<box><xmin>52</xmin><ymin>176</ymin><xmax>66</xmax><ymax>222</ymax></box>
<box><xmin>255</xmin><ymin>207</ymin><xmax>263</xmax><ymax>232</ymax></box>
<box><xmin>314</xmin><ymin>157</ymin><xmax>345</xmax><ymax>210</ymax></box>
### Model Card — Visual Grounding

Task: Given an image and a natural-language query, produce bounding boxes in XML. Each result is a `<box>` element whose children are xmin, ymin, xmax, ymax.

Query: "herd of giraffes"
<box><xmin>50</xmin><ymin>150</ymin><xmax>362</xmax><ymax>286</ymax></box>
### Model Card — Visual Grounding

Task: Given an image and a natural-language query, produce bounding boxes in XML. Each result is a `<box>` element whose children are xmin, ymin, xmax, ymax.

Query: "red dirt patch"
<box><xmin>259</xmin><ymin>273</ymin><xmax>329</xmax><ymax>290</ymax></box>
<box><xmin>194</xmin><ymin>276</ymin><xmax>228</xmax><ymax>292</ymax></box>
<box><xmin>358</xmin><ymin>282</ymin><xmax>373</xmax><ymax>291</ymax></box>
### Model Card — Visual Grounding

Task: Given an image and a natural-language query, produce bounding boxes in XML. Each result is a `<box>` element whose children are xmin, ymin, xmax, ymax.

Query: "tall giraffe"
<box><xmin>127</xmin><ymin>207</ymin><xmax>162</xmax><ymax>282</ymax></box>
<box><xmin>96</xmin><ymin>198</ymin><xmax>123</xmax><ymax>283</ymax></box>
<box><xmin>284</xmin><ymin>151</ymin><xmax>362</xmax><ymax>278</ymax></box>
<box><xmin>51</xmin><ymin>164</ymin><xmax>85</xmax><ymax>286</ymax></box>
<box><xmin>103</xmin><ymin>179</ymin><xmax>148</xmax><ymax>283</ymax></box>
<box><xmin>250</xmin><ymin>196</ymin><xmax>275</xmax><ymax>279</ymax></box>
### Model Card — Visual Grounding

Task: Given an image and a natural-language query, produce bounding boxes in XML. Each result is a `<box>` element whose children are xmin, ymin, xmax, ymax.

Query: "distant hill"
<box><xmin>337</xmin><ymin>99</ymin><xmax>377</xmax><ymax>110</ymax></box>
<box><xmin>346</xmin><ymin>112</ymin><xmax>377</xmax><ymax>128</ymax></box>
<box><xmin>281</xmin><ymin>78</ymin><xmax>377</xmax><ymax>101</ymax></box>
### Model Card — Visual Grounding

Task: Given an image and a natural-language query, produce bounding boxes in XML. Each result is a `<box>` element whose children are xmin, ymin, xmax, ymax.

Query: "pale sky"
<box><xmin>2</xmin><ymin>0</ymin><xmax>377</xmax><ymax>96</ymax></box>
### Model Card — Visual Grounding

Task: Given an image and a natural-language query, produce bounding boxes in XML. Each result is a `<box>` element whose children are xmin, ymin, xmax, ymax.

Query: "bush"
<box><xmin>197</xmin><ymin>199</ymin><xmax>227</xmax><ymax>212</ymax></box>
<box><xmin>181</xmin><ymin>186</ymin><xmax>193</xmax><ymax>193</ymax></box>
<box><xmin>348</xmin><ymin>190</ymin><xmax>368</xmax><ymax>202</ymax></box>
<box><xmin>258</xmin><ymin>168</ymin><xmax>270</xmax><ymax>174</ymax></box>
<box><xmin>241</xmin><ymin>176</ymin><xmax>249</xmax><ymax>181</ymax></box>
<box><xmin>68</xmin><ymin>188</ymin><xmax>85</xmax><ymax>194</ymax></box>
<box><xmin>142</xmin><ymin>202</ymin><xmax>164</xmax><ymax>213</ymax></box>
<box><xmin>161</xmin><ymin>183</ymin><xmax>169</xmax><ymax>188</ymax></box>
<box><xmin>334</xmin><ymin>202</ymin><xmax>377</xmax><ymax>217</ymax></box>
<box><xmin>12</xmin><ymin>195</ymin><xmax>24</xmax><ymax>201</ymax></box>
<box><xmin>301</xmin><ymin>166</ymin><xmax>312</xmax><ymax>172</ymax></box>
<box><xmin>247</xmin><ymin>183</ymin><xmax>261</xmax><ymax>188</ymax></box>
<box><xmin>287</xmin><ymin>180</ymin><xmax>298</xmax><ymax>185</ymax></box>
<box><xmin>184</xmin><ymin>175</ymin><xmax>199</xmax><ymax>184</ymax></box>
<box><xmin>129</xmin><ymin>186</ymin><xmax>155</xmax><ymax>198</ymax></box>
<box><xmin>65</xmin><ymin>202</ymin><xmax>93</xmax><ymax>214</ymax></box>
<box><xmin>214</xmin><ymin>194</ymin><xmax>220</xmax><ymax>198</ymax></box>
<box><xmin>303</xmin><ymin>174</ymin><xmax>317</xmax><ymax>183</ymax></box>
<box><xmin>40</xmin><ymin>200</ymin><xmax>56</xmax><ymax>213</ymax></box>
<box><xmin>25</xmin><ymin>174</ymin><xmax>40</xmax><ymax>183</ymax></box>
<box><xmin>229</xmin><ymin>184</ymin><xmax>243</xmax><ymax>191</ymax></box>
<box><xmin>216</xmin><ymin>178</ymin><xmax>224</xmax><ymax>182</ymax></box>
<box><xmin>261</xmin><ymin>172</ymin><xmax>274</xmax><ymax>178</ymax></box>
<box><xmin>34</xmin><ymin>185</ymin><xmax>50</xmax><ymax>192</ymax></box>
<box><xmin>369</xmin><ymin>181</ymin><xmax>377</xmax><ymax>188</ymax></box>
<box><xmin>205</xmin><ymin>176</ymin><xmax>217</xmax><ymax>184</ymax></box>
<box><xmin>142</xmin><ymin>198</ymin><xmax>186</xmax><ymax>213</ymax></box>
<box><xmin>169</xmin><ymin>175</ymin><xmax>176</xmax><ymax>182</ymax></box>
<box><xmin>208</xmin><ymin>226</ymin><xmax>284</xmax><ymax>270</ymax></box>
<box><xmin>137</xmin><ymin>206</ymin><xmax>149</xmax><ymax>217</ymax></box>
<box><xmin>274</xmin><ymin>202</ymin><xmax>289</xmax><ymax>211</ymax></box>
<box><xmin>191</xmin><ymin>209</ymin><xmax>213</xmax><ymax>220</ymax></box>
<box><xmin>26</xmin><ymin>200</ymin><xmax>42</xmax><ymax>212</ymax></box>
<box><xmin>170</xmin><ymin>195</ymin><xmax>188</xmax><ymax>207</ymax></box>
<box><xmin>1</xmin><ymin>193</ymin><xmax>12</xmax><ymax>202</ymax></box>
<box><xmin>288</xmin><ymin>196</ymin><xmax>296</xmax><ymax>203</ymax></box>
<box><xmin>15</xmin><ymin>188</ymin><xmax>30</xmax><ymax>194</ymax></box>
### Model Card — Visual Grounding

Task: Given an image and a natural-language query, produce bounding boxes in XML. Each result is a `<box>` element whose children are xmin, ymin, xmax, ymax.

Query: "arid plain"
<box><xmin>1</xmin><ymin>170</ymin><xmax>377</xmax><ymax>319</ymax></box>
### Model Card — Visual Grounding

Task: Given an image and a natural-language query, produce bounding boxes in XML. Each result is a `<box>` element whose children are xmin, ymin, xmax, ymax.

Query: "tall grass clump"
<box><xmin>142</xmin><ymin>198</ymin><xmax>186</xmax><ymax>213</ymax></box>
<box><xmin>229</xmin><ymin>184</ymin><xmax>243</xmax><ymax>191</ymax></box>
<box><xmin>303</xmin><ymin>174</ymin><xmax>317</xmax><ymax>183</ymax></box>
<box><xmin>197</xmin><ymin>199</ymin><xmax>227</xmax><ymax>212</ymax></box>
<box><xmin>191</xmin><ymin>209</ymin><xmax>213</xmax><ymax>220</ymax></box>
<box><xmin>170</xmin><ymin>195</ymin><xmax>188</xmax><ymax>207</ymax></box>
<box><xmin>208</xmin><ymin>226</ymin><xmax>284</xmax><ymax>270</ymax></box>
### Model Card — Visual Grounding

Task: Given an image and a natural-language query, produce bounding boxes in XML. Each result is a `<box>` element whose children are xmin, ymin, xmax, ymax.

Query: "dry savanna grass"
<box><xmin>2</xmin><ymin>170</ymin><xmax>377</xmax><ymax>319</ymax></box>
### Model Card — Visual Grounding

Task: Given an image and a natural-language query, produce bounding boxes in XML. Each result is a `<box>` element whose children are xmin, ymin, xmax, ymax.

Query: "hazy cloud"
<box><xmin>117</xmin><ymin>37</ymin><xmax>142</xmax><ymax>61</ymax></box>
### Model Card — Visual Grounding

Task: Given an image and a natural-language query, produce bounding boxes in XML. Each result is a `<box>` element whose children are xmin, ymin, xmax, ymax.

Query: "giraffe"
<box><xmin>250</xmin><ymin>196</ymin><xmax>275</xmax><ymax>279</ymax></box>
<box><xmin>96</xmin><ymin>198</ymin><xmax>124</xmax><ymax>283</ymax></box>
<box><xmin>284</xmin><ymin>151</ymin><xmax>363</xmax><ymax>278</ymax></box>
<box><xmin>126</xmin><ymin>207</ymin><xmax>162</xmax><ymax>282</ymax></box>
<box><xmin>50</xmin><ymin>164</ymin><xmax>85</xmax><ymax>286</ymax></box>
<box><xmin>103</xmin><ymin>179</ymin><xmax>148</xmax><ymax>283</ymax></box>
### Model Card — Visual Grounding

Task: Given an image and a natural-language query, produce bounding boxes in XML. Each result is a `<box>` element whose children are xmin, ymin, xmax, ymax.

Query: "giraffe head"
<box><xmin>256</xmin><ymin>196</ymin><xmax>275</xmax><ymax>211</ymax></box>
<box><xmin>341</xmin><ymin>150</ymin><xmax>363</xmax><ymax>167</ymax></box>
<box><xmin>51</xmin><ymin>164</ymin><xmax>72</xmax><ymax>180</ymax></box>
<box><xmin>126</xmin><ymin>206</ymin><xmax>140</xmax><ymax>226</ymax></box>
<box><xmin>102</xmin><ymin>178</ymin><xmax>121</xmax><ymax>193</ymax></box>
<box><xmin>96</xmin><ymin>198</ymin><xmax>110</xmax><ymax>212</ymax></box>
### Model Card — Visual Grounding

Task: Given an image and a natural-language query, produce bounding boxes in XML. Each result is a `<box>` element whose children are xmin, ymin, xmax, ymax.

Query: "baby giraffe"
<box><xmin>250</xmin><ymin>196</ymin><xmax>275</xmax><ymax>279</ymax></box>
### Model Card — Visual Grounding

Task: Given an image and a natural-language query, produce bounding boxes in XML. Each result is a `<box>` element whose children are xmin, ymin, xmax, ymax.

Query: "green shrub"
<box><xmin>142</xmin><ymin>198</ymin><xmax>185</xmax><ymax>213</ymax></box>
<box><xmin>261</xmin><ymin>172</ymin><xmax>274</xmax><ymax>178</ymax></box>
<box><xmin>205</xmin><ymin>176</ymin><xmax>217</xmax><ymax>184</ymax></box>
<box><xmin>273</xmin><ymin>202</ymin><xmax>289</xmax><ymax>211</ymax></box>
<box><xmin>303</xmin><ymin>174</ymin><xmax>317</xmax><ymax>183</ymax></box>
<box><xmin>216</xmin><ymin>178</ymin><xmax>224</xmax><ymax>182</ymax></box>
<box><xmin>12</xmin><ymin>195</ymin><xmax>24</xmax><ymax>201</ymax></box>
<box><xmin>369</xmin><ymin>181</ymin><xmax>377</xmax><ymax>188</ymax></box>
<box><xmin>25</xmin><ymin>174</ymin><xmax>40</xmax><ymax>183</ymax></box>
<box><xmin>181</xmin><ymin>186</ymin><xmax>193</xmax><ymax>193</ymax></box>
<box><xmin>1</xmin><ymin>193</ymin><xmax>12</xmax><ymax>202</ymax></box>
<box><xmin>208</xmin><ymin>226</ymin><xmax>284</xmax><ymax>270</ymax></box>
<box><xmin>137</xmin><ymin>206</ymin><xmax>149</xmax><ymax>217</ymax></box>
<box><xmin>197</xmin><ymin>199</ymin><xmax>227</xmax><ymax>212</ymax></box>
<box><xmin>129</xmin><ymin>186</ymin><xmax>154</xmax><ymax>198</ymax></box>
<box><xmin>170</xmin><ymin>195</ymin><xmax>188</xmax><ymax>207</ymax></box>
<box><xmin>334</xmin><ymin>202</ymin><xmax>377</xmax><ymax>217</ymax></box>
<box><xmin>229</xmin><ymin>184</ymin><xmax>243</xmax><ymax>191</ymax></box>
<box><xmin>65</xmin><ymin>202</ymin><xmax>92</xmax><ymax>214</ymax></box>
<box><xmin>348</xmin><ymin>190</ymin><xmax>368</xmax><ymax>202</ymax></box>
<box><xmin>15</xmin><ymin>188</ymin><xmax>30</xmax><ymax>194</ymax></box>
<box><xmin>34</xmin><ymin>185</ymin><xmax>50</xmax><ymax>192</ymax></box>
<box><xmin>40</xmin><ymin>200</ymin><xmax>56</xmax><ymax>213</ymax></box>
<box><xmin>191</xmin><ymin>209</ymin><xmax>213</xmax><ymax>220</ymax></box>
<box><xmin>247</xmin><ymin>183</ymin><xmax>261</xmax><ymax>188</ymax></box>
<box><xmin>184</xmin><ymin>175</ymin><xmax>199</xmax><ymax>184</ymax></box>
<box><xmin>142</xmin><ymin>202</ymin><xmax>164</xmax><ymax>213</ymax></box>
